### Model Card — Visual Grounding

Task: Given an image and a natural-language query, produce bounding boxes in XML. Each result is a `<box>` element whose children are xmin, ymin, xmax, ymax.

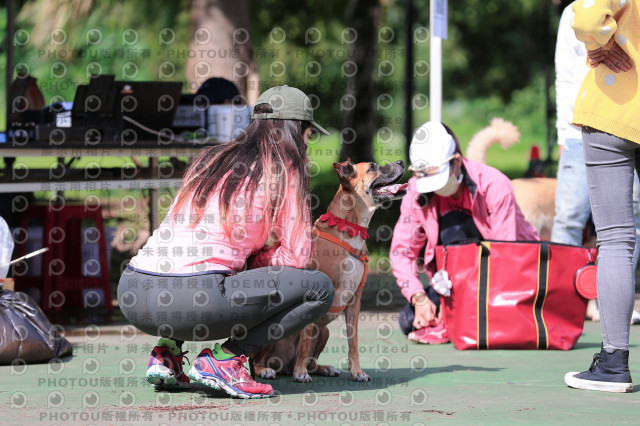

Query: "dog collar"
<box><xmin>319</xmin><ymin>212</ymin><xmax>369</xmax><ymax>240</ymax></box>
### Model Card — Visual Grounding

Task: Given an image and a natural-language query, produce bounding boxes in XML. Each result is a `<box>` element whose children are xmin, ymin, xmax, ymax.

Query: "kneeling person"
<box><xmin>390</xmin><ymin>121</ymin><xmax>539</xmax><ymax>344</ymax></box>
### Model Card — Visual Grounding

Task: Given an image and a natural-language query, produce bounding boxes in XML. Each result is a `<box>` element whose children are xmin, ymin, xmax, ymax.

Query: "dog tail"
<box><xmin>465</xmin><ymin>117</ymin><xmax>520</xmax><ymax>164</ymax></box>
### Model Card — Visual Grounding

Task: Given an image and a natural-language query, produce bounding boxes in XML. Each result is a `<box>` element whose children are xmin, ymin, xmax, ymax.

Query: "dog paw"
<box><xmin>320</xmin><ymin>365</ymin><xmax>340</xmax><ymax>377</ymax></box>
<box><xmin>260</xmin><ymin>368</ymin><xmax>277</xmax><ymax>380</ymax></box>
<box><xmin>351</xmin><ymin>371</ymin><xmax>371</xmax><ymax>382</ymax></box>
<box><xmin>293</xmin><ymin>372</ymin><xmax>313</xmax><ymax>383</ymax></box>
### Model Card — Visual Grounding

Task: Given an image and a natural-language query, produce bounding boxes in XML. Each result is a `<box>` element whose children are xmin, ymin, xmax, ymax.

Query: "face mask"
<box><xmin>435</xmin><ymin>172</ymin><xmax>464</xmax><ymax>197</ymax></box>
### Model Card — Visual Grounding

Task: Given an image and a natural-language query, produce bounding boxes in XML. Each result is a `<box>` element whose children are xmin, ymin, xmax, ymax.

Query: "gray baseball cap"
<box><xmin>252</xmin><ymin>85</ymin><xmax>329</xmax><ymax>135</ymax></box>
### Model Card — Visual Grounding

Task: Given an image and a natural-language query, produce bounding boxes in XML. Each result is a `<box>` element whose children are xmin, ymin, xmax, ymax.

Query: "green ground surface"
<box><xmin>2</xmin><ymin>274</ymin><xmax>639</xmax><ymax>425</ymax></box>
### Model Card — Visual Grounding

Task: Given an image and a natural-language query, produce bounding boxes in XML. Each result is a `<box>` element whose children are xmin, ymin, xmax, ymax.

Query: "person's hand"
<box><xmin>587</xmin><ymin>47</ymin><xmax>608</xmax><ymax>68</ymax></box>
<box><xmin>412</xmin><ymin>292</ymin><xmax>441</xmax><ymax>329</ymax></box>
<box><xmin>603</xmin><ymin>42</ymin><xmax>632</xmax><ymax>72</ymax></box>
<box><xmin>588</xmin><ymin>42</ymin><xmax>632</xmax><ymax>72</ymax></box>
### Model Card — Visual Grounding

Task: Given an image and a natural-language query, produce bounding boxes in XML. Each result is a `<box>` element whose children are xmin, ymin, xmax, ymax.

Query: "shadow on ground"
<box><xmin>152</xmin><ymin>365</ymin><xmax>505</xmax><ymax>400</ymax></box>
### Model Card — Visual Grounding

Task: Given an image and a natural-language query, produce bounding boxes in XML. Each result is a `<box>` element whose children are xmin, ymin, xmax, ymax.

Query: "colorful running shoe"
<box><xmin>408</xmin><ymin>322</ymin><xmax>450</xmax><ymax>344</ymax></box>
<box><xmin>145</xmin><ymin>346</ymin><xmax>190</xmax><ymax>389</ymax></box>
<box><xmin>187</xmin><ymin>343</ymin><xmax>274</xmax><ymax>399</ymax></box>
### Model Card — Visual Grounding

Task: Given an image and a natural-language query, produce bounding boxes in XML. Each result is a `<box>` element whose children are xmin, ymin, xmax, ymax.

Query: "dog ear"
<box><xmin>333</xmin><ymin>159</ymin><xmax>356</xmax><ymax>180</ymax></box>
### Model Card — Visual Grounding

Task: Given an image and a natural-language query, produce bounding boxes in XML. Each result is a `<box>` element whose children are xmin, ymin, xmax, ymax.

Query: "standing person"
<box><xmin>552</xmin><ymin>1</ymin><xmax>640</xmax><ymax>323</ymax></box>
<box><xmin>564</xmin><ymin>0</ymin><xmax>638</xmax><ymax>393</ymax></box>
<box><xmin>390</xmin><ymin>121</ymin><xmax>539</xmax><ymax>344</ymax></box>
<box><xmin>117</xmin><ymin>86</ymin><xmax>335</xmax><ymax>399</ymax></box>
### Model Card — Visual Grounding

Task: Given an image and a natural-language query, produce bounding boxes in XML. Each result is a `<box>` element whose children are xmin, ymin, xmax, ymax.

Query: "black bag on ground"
<box><xmin>0</xmin><ymin>287</ymin><xmax>73</xmax><ymax>364</ymax></box>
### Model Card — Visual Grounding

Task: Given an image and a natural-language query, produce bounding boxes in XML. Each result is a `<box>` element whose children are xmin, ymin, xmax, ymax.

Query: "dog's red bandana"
<box><xmin>319</xmin><ymin>212</ymin><xmax>369</xmax><ymax>240</ymax></box>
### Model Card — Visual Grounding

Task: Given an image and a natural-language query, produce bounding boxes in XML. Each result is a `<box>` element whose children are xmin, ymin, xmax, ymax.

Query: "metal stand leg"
<box><xmin>149</xmin><ymin>157</ymin><xmax>159</xmax><ymax>231</ymax></box>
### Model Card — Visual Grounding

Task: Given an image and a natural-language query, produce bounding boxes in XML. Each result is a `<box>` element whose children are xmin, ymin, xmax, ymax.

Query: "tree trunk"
<box><xmin>339</xmin><ymin>0</ymin><xmax>381</xmax><ymax>163</ymax></box>
<box><xmin>185</xmin><ymin>0</ymin><xmax>260</xmax><ymax>104</ymax></box>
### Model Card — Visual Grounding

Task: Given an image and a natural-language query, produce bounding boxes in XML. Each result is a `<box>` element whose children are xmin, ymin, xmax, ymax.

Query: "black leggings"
<box><xmin>117</xmin><ymin>266</ymin><xmax>334</xmax><ymax>356</ymax></box>
<box><xmin>398</xmin><ymin>286</ymin><xmax>441</xmax><ymax>335</ymax></box>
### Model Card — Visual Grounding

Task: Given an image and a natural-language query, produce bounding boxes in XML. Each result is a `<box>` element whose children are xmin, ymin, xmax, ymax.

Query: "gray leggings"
<box><xmin>583</xmin><ymin>127</ymin><xmax>638</xmax><ymax>351</ymax></box>
<box><xmin>117</xmin><ymin>266</ymin><xmax>334</xmax><ymax>356</ymax></box>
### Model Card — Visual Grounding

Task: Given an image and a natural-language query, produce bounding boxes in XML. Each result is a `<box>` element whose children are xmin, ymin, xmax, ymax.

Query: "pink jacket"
<box><xmin>390</xmin><ymin>158</ymin><xmax>539</xmax><ymax>302</ymax></box>
<box><xmin>129</xmin><ymin>177</ymin><xmax>311</xmax><ymax>276</ymax></box>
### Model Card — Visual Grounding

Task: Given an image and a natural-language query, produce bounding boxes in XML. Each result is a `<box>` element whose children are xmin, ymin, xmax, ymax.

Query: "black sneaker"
<box><xmin>564</xmin><ymin>346</ymin><xmax>633</xmax><ymax>393</ymax></box>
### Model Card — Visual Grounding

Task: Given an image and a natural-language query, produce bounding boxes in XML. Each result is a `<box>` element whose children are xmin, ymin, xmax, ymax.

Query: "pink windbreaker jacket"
<box><xmin>129</xmin><ymin>177</ymin><xmax>311</xmax><ymax>276</ymax></box>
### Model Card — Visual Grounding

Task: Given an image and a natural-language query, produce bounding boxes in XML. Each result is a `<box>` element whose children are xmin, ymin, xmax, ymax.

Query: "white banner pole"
<box><xmin>430</xmin><ymin>0</ymin><xmax>443</xmax><ymax>123</ymax></box>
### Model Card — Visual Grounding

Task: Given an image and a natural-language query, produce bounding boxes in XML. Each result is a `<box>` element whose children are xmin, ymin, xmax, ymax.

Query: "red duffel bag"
<box><xmin>434</xmin><ymin>241</ymin><xmax>597</xmax><ymax>350</ymax></box>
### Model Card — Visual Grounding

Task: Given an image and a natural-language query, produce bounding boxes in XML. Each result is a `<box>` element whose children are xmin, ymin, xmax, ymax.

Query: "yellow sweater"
<box><xmin>571</xmin><ymin>0</ymin><xmax>640</xmax><ymax>143</ymax></box>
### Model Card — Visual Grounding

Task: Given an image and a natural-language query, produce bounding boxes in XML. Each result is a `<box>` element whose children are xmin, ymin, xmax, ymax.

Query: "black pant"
<box><xmin>398</xmin><ymin>286</ymin><xmax>441</xmax><ymax>335</ymax></box>
<box><xmin>117</xmin><ymin>266</ymin><xmax>334</xmax><ymax>356</ymax></box>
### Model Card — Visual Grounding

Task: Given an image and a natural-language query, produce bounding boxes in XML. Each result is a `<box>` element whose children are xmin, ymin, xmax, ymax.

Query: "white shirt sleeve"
<box><xmin>555</xmin><ymin>3</ymin><xmax>589</xmax><ymax>146</ymax></box>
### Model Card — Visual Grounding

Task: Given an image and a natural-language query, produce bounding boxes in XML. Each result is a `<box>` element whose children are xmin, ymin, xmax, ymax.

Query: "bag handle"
<box><xmin>441</xmin><ymin>239</ymin><xmax>490</xmax><ymax>271</ymax></box>
<box><xmin>443</xmin><ymin>237</ymin><xmax>483</xmax><ymax>247</ymax></box>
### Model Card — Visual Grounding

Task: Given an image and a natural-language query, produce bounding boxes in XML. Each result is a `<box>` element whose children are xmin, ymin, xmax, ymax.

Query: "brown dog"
<box><xmin>251</xmin><ymin>158</ymin><xmax>407</xmax><ymax>382</ymax></box>
<box><xmin>465</xmin><ymin>118</ymin><xmax>558</xmax><ymax>241</ymax></box>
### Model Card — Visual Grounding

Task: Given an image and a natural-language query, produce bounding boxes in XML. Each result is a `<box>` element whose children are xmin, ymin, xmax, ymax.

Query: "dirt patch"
<box><xmin>137</xmin><ymin>403</ymin><xmax>228</xmax><ymax>412</ymax></box>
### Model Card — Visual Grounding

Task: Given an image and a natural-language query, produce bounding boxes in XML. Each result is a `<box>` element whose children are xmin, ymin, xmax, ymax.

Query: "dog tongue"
<box><xmin>376</xmin><ymin>183</ymin><xmax>408</xmax><ymax>195</ymax></box>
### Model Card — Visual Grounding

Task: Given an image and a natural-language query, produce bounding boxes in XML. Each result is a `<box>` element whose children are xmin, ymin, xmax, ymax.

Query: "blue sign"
<box><xmin>434</xmin><ymin>0</ymin><xmax>448</xmax><ymax>40</ymax></box>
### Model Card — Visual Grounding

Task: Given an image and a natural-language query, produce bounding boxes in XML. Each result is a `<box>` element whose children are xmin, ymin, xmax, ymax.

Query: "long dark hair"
<box><xmin>442</xmin><ymin>122</ymin><xmax>463</xmax><ymax>155</ymax></box>
<box><xmin>172</xmin><ymin>103</ymin><xmax>311</xmax><ymax>239</ymax></box>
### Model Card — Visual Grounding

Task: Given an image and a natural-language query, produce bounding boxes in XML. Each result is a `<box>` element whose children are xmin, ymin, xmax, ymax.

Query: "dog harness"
<box><xmin>312</xmin><ymin>215</ymin><xmax>369</xmax><ymax>314</ymax></box>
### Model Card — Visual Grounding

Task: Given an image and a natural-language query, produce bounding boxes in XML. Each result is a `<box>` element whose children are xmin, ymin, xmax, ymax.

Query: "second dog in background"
<box><xmin>466</xmin><ymin>118</ymin><xmax>557</xmax><ymax>241</ymax></box>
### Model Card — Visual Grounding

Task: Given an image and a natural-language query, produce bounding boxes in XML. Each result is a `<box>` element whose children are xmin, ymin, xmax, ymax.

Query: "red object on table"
<box><xmin>13</xmin><ymin>204</ymin><xmax>112</xmax><ymax>313</ymax></box>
